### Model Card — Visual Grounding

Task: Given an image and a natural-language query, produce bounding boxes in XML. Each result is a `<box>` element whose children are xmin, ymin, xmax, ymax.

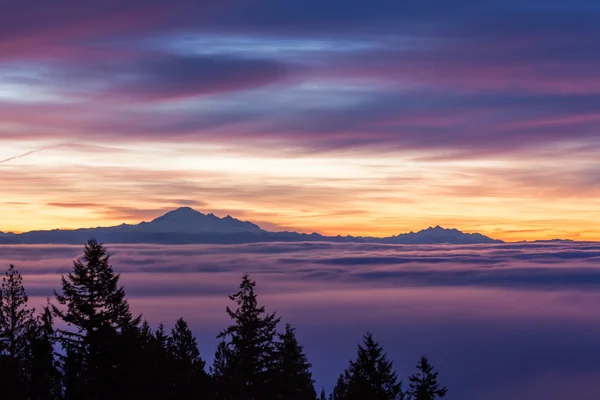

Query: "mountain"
<box><xmin>384</xmin><ymin>226</ymin><xmax>502</xmax><ymax>244</ymax></box>
<box><xmin>518</xmin><ymin>239</ymin><xmax>576</xmax><ymax>243</ymax></box>
<box><xmin>0</xmin><ymin>207</ymin><xmax>502</xmax><ymax>245</ymax></box>
<box><xmin>129</xmin><ymin>207</ymin><xmax>263</xmax><ymax>234</ymax></box>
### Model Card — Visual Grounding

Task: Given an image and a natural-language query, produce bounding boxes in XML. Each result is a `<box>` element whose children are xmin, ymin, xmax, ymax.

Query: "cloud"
<box><xmin>61</xmin><ymin>54</ymin><xmax>292</xmax><ymax>101</ymax></box>
<box><xmin>4</xmin><ymin>241</ymin><xmax>600</xmax><ymax>399</ymax></box>
<box><xmin>5</xmin><ymin>241</ymin><xmax>600</xmax><ymax>294</ymax></box>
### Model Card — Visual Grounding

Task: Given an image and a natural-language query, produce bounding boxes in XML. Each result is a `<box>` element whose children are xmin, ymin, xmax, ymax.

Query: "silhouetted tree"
<box><xmin>53</xmin><ymin>239</ymin><xmax>140</xmax><ymax>399</ymax></box>
<box><xmin>333</xmin><ymin>333</ymin><xmax>403</xmax><ymax>400</ymax></box>
<box><xmin>218</xmin><ymin>273</ymin><xmax>280</xmax><ymax>399</ymax></box>
<box><xmin>407</xmin><ymin>356</ymin><xmax>447</xmax><ymax>400</ymax></box>
<box><xmin>25</xmin><ymin>300</ymin><xmax>63</xmax><ymax>400</ymax></box>
<box><xmin>0</xmin><ymin>264</ymin><xmax>36</xmax><ymax>359</ymax></box>
<box><xmin>0</xmin><ymin>264</ymin><xmax>37</xmax><ymax>399</ymax></box>
<box><xmin>169</xmin><ymin>317</ymin><xmax>207</xmax><ymax>399</ymax></box>
<box><xmin>331</xmin><ymin>373</ymin><xmax>348</xmax><ymax>400</ymax></box>
<box><xmin>145</xmin><ymin>322</ymin><xmax>175</xmax><ymax>400</ymax></box>
<box><xmin>211</xmin><ymin>340</ymin><xmax>231</xmax><ymax>399</ymax></box>
<box><xmin>319</xmin><ymin>388</ymin><xmax>328</xmax><ymax>400</ymax></box>
<box><xmin>274</xmin><ymin>323</ymin><xmax>317</xmax><ymax>399</ymax></box>
<box><xmin>112</xmin><ymin>321</ymin><xmax>158</xmax><ymax>400</ymax></box>
<box><xmin>154</xmin><ymin>322</ymin><xmax>174</xmax><ymax>395</ymax></box>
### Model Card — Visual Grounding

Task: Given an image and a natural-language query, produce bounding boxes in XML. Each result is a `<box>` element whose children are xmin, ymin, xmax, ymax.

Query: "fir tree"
<box><xmin>25</xmin><ymin>300</ymin><xmax>63</xmax><ymax>400</ymax></box>
<box><xmin>112</xmin><ymin>321</ymin><xmax>157</xmax><ymax>400</ymax></box>
<box><xmin>149</xmin><ymin>322</ymin><xmax>175</xmax><ymax>400</ymax></box>
<box><xmin>275</xmin><ymin>323</ymin><xmax>317</xmax><ymax>399</ymax></box>
<box><xmin>218</xmin><ymin>273</ymin><xmax>280</xmax><ymax>400</ymax></box>
<box><xmin>0</xmin><ymin>264</ymin><xmax>36</xmax><ymax>399</ymax></box>
<box><xmin>0</xmin><ymin>264</ymin><xmax>36</xmax><ymax>359</ymax></box>
<box><xmin>211</xmin><ymin>340</ymin><xmax>232</xmax><ymax>399</ymax></box>
<box><xmin>169</xmin><ymin>317</ymin><xmax>207</xmax><ymax>399</ymax></box>
<box><xmin>407</xmin><ymin>356</ymin><xmax>447</xmax><ymax>400</ymax></box>
<box><xmin>331</xmin><ymin>373</ymin><xmax>348</xmax><ymax>400</ymax></box>
<box><xmin>53</xmin><ymin>239</ymin><xmax>141</xmax><ymax>399</ymax></box>
<box><xmin>319</xmin><ymin>388</ymin><xmax>328</xmax><ymax>400</ymax></box>
<box><xmin>333</xmin><ymin>333</ymin><xmax>403</xmax><ymax>400</ymax></box>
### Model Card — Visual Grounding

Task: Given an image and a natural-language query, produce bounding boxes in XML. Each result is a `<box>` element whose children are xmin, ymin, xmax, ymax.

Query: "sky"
<box><xmin>4</xmin><ymin>241</ymin><xmax>600</xmax><ymax>399</ymax></box>
<box><xmin>1</xmin><ymin>0</ymin><xmax>600</xmax><ymax>240</ymax></box>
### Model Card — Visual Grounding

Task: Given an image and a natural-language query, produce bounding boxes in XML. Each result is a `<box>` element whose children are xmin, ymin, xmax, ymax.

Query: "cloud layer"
<box><xmin>2</xmin><ymin>241</ymin><xmax>600</xmax><ymax>399</ymax></box>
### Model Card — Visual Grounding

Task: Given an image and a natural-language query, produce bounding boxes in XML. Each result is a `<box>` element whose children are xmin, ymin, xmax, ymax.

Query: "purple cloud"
<box><xmin>3</xmin><ymin>241</ymin><xmax>600</xmax><ymax>399</ymax></box>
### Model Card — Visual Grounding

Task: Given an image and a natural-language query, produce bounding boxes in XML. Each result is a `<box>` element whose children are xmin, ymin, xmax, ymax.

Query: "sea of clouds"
<box><xmin>2</xmin><ymin>241</ymin><xmax>600</xmax><ymax>400</ymax></box>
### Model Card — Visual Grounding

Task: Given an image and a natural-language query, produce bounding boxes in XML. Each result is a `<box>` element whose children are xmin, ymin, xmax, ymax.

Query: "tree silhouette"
<box><xmin>148</xmin><ymin>322</ymin><xmax>175</xmax><ymax>399</ymax></box>
<box><xmin>53</xmin><ymin>239</ymin><xmax>141</xmax><ymax>399</ymax></box>
<box><xmin>331</xmin><ymin>373</ymin><xmax>348</xmax><ymax>400</ymax></box>
<box><xmin>333</xmin><ymin>333</ymin><xmax>404</xmax><ymax>400</ymax></box>
<box><xmin>26</xmin><ymin>300</ymin><xmax>63</xmax><ymax>400</ymax></box>
<box><xmin>0</xmin><ymin>264</ymin><xmax>36</xmax><ymax>399</ymax></box>
<box><xmin>275</xmin><ymin>323</ymin><xmax>317</xmax><ymax>399</ymax></box>
<box><xmin>0</xmin><ymin>264</ymin><xmax>36</xmax><ymax>359</ymax></box>
<box><xmin>319</xmin><ymin>388</ymin><xmax>328</xmax><ymax>400</ymax></box>
<box><xmin>218</xmin><ymin>273</ymin><xmax>280</xmax><ymax>399</ymax></box>
<box><xmin>407</xmin><ymin>356</ymin><xmax>447</xmax><ymax>400</ymax></box>
<box><xmin>211</xmin><ymin>339</ymin><xmax>231</xmax><ymax>399</ymax></box>
<box><xmin>169</xmin><ymin>317</ymin><xmax>207</xmax><ymax>399</ymax></box>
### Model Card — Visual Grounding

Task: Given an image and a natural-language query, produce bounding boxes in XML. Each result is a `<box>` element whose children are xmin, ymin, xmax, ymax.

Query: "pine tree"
<box><xmin>169</xmin><ymin>317</ymin><xmax>207</xmax><ymax>399</ymax></box>
<box><xmin>331</xmin><ymin>373</ymin><xmax>348</xmax><ymax>400</ymax></box>
<box><xmin>112</xmin><ymin>321</ymin><xmax>157</xmax><ymax>400</ymax></box>
<box><xmin>53</xmin><ymin>239</ymin><xmax>141</xmax><ymax>399</ymax></box>
<box><xmin>218</xmin><ymin>273</ymin><xmax>280</xmax><ymax>400</ymax></box>
<box><xmin>333</xmin><ymin>333</ymin><xmax>403</xmax><ymax>400</ymax></box>
<box><xmin>275</xmin><ymin>323</ymin><xmax>317</xmax><ymax>399</ymax></box>
<box><xmin>0</xmin><ymin>264</ymin><xmax>36</xmax><ymax>399</ymax></box>
<box><xmin>319</xmin><ymin>388</ymin><xmax>328</xmax><ymax>400</ymax></box>
<box><xmin>0</xmin><ymin>264</ymin><xmax>36</xmax><ymax>359</ymax></box>
<box><xmin>25</xmin><ymin>300</ymin><xmax>63</xmax><ymax>400</ymax></box>
<box><xmin>149</xmin><ymin>322</ymin><xmax>175</xmax><ymax>400</ymax></box>
<box><xmin>407</xmin><ymin>356</ymin><xmax>447</xmax><ymax>400</ymax></box>
<box><xmin>211</xmin><ymin>340</ymin><xmax>231</xmax><ymax>399</ymax></box>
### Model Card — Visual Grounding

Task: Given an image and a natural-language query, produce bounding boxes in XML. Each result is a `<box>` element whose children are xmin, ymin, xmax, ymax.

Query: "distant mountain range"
<box><xmin>0</xmin><ymin>207</ymin><xmax>503</xmax><ymax>245</ymax></box>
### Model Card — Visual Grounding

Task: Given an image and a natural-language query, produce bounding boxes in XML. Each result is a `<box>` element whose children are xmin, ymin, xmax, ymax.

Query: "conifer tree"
<box><xmin>0</xmin><ymin>264</ymin><xmax>36</xmax><ymax>360</ymax></box>
<box><xmin>112</xmin><ymin>321</ymin><xmax>157</xmax><ymax>400</ymax></box>
<box><xmin>331</xmin><ymin>373</ymin><xmax>348</xmax><ymax>400</ymax></box>
<box><xmin>218</xmin><ymin>273</ymin><xmax>280</xmax><ymax>400</ymax></box>
<box><xmin>149</xmin><ymin>322</ymin><xmax>175</xmax><ymax>399</ymax></box>
<box><xmin>26</xmin><ymin>301</ymin><xmax>63</xmax><ymax>400</ymax></box>
<box><xmin>319</xmin><ymin>388</ymin><xmax>328</xmax><ymax>400</ymax></box>
<box><xmin>211</xmin><ymin>340</ymin><xmax>231</xmax><ymax>399</ymax></box>
<box><xmin>275</xmin><ymin>323</ymin><xmax>317</xmax><ymax>399</ymax></box>
<box><xmin>169</xmin><ymin>317</ymin><xmax>207</xmax><ymax>399</ymax></box>
<box><xmin>0</xmin><ymin>264</ymin><xmax>36</xmax><ymax>399</ymax></box>
<box><xmin>407</xmin><ymin>356</ymin><xmax>447</xmax><ymax>400</ymax></box>
<box><xmin>53</xmin><ymin>239</ymin><xmax>141</xmax><ymax>399</ymax></box>
<box><xmin>332</xmin><ymin>333</ymin><xmax>403</xmax><ymax>400</ymax></box>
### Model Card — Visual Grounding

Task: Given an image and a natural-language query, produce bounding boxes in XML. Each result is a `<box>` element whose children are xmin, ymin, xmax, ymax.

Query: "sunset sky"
<box><xmin>1</xmin><ymin>0</ymin><xmax>600</xmax><ymax>241</ymax></box>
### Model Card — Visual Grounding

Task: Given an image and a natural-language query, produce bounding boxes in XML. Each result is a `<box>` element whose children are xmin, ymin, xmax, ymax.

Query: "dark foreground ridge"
<box><xmin>0</xmin><ymin>239</ymin><xmax>447</xmax><ymax>400</ymax></box>
<box><xmin>0</xmin><ymin>207</ymin><xmax>502</xmax><ymax>245</ymax></box>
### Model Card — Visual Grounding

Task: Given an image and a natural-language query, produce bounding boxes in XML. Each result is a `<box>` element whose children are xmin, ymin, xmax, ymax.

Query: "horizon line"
<box><xmin>0</xmin><ymin>206</ymin><xmax>586</xmax><ymax>243</ymax></box>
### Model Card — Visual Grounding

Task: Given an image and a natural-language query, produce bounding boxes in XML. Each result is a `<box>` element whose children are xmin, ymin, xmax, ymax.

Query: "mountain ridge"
<box><xmin>0</xmin><ymin>207</ymin><xmax>503</xmax><ymax>245</ymax></box>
